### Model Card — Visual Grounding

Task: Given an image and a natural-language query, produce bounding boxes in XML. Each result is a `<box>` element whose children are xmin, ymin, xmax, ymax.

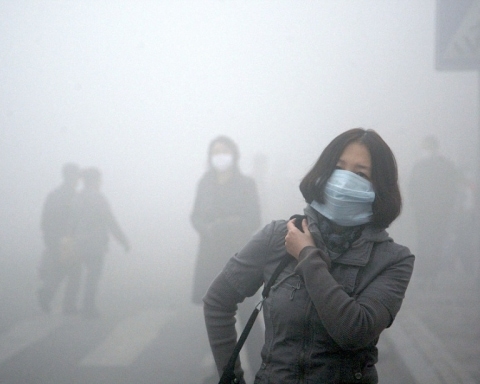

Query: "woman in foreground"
<box><xmin>204</xmin><ymin>128</ymin><xmax>414</xmax><ymax>384</ymax></box>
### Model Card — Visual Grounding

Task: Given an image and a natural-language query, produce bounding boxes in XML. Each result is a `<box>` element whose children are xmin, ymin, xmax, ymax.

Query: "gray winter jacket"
<box><xmin>204</xmin><ymin>205</ymin><xmax>414</xmax><ymax>383</ymax></box>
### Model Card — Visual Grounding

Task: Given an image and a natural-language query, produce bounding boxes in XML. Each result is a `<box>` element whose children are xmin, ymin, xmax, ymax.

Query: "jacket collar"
<box><xmin>304</xmin><ymin>205</ymin><xmax>390</xmax><ymax>267</ymax></box>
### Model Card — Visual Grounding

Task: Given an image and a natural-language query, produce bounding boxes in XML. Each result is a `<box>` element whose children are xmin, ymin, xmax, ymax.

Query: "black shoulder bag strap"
<box><xmin>218</xmin><ymin>214</ymin><xmax>305</xmax><ymax>384</ymax></box>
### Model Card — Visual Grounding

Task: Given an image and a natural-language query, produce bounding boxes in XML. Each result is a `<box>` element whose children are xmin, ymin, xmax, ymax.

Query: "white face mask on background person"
<box><xmin>311</xmin><ymin>169</ymin><xmax>375</xmax><ymax>227</ymax></box>
<box><xmin>211</xmin><ymin>153</ymin><xmax>234</xmax><ymax>172</ymax></box>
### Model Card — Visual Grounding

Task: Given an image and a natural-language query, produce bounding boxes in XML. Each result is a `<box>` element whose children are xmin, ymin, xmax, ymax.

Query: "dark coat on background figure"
<box><xmin>190</xmin><ymin>169</ymin><xmax>261</xmax><ymax>304</ymax></box>
<box><xmin>66</xmin><ymin>187</ymin><xmax>129</xmax><ymax>314</ymax></box>
<box><xmin>39</xmin><ymin>183</ymin><xmax>77</xmax><ymax>280</ymax></box>
<box><xmin>408</xmin><ymin>153</ymin><xmax>458</xmax><ymax>276</ymax></box>
<box><xmin>72</xmin><ymin>188</ymin><xmax>128</xmax><ymax>257</ymax></box>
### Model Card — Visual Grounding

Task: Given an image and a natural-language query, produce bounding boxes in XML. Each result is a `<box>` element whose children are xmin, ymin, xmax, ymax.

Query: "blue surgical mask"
<box><xmin>211</xmin><ymin>154</ymin><xmax>233</xmax><ymax>171</ymax></box>
<box><xmin>311</xmin><ymin>169</ymin><xmax>375</xmax><ymax>226</ymax></box>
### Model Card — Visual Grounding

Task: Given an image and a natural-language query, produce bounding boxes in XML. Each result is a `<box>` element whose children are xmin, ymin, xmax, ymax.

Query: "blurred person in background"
<box><xmin>204</xmin><ymin>128</ymin><xmax>414</xmax><ymax>384</ymax></box>
<box><xmin>190</xmin><ymin>135</ymin><xmax>263</xmax><ymax>380</ymax></box>
<box><xmin>37</xmin><ymin>162</ymin><xmax>80</xmax><ymax>314</ymax></box>
<box><xmin>408</xmin><ymin>135</ymin><xmax>459</xmax><ymax>288</ymax></box>
<box><xmin>65</xmin><ymin>167</ymin><xmax>130</xmax><ymax>319</ymax></box>
<box><xmin>452</xmin><ymin>166</ymin><xmax>477</xmax><ymax>276</ymax></box>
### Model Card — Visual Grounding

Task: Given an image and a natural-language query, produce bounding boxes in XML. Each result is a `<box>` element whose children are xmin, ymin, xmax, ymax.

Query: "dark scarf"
<box><xmin>317</xmin><ymin>214</ymin><xmax>365</xmax><ymax>254</ymax></box>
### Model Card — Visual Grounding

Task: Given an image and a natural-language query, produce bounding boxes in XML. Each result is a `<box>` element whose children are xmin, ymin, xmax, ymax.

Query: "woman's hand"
<box><xmin>285</xmin><ymin>218</ymin><xmax>315</xmax><ymax>259</ymax></box>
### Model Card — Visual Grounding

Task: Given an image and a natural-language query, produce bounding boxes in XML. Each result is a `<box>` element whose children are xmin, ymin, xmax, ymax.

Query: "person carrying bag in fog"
<box><xmin>204</xmin><ymin>128</ymin><xmax>414</xmax><ymax>384</ymax></box>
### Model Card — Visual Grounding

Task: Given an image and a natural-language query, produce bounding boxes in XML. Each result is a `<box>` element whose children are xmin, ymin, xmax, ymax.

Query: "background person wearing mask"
<box><xmin>190</xmin><ymin>135</ymin><xmax>262</xmax><ymax>380</ymax></box>
<box><xmin>204</xmin><ymin>128</ymin><xmax>414</xmax><ymax>384</ymax></box>
<box><xmin>408</xmin><ymin>135</ymin><xmax>458</xmax><ymax>288</ymax></box>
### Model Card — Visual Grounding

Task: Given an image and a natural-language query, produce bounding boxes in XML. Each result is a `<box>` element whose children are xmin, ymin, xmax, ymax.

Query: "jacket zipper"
<box><xmin>290</xmin><ymin>281</ymin><xmax>301</xmax><ymax>300</ymax></box>
<box><xmin>298</xmin><ymin>301</ymin><xmax>313</xmax><ymax>384</ymax></box>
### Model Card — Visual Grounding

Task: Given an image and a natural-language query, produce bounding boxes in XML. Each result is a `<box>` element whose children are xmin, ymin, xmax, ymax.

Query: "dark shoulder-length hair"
<box><xmin>299</xmin><ymin>128</ymin><xmax>401</xmax><ymax>228</ymax></box>
<box><xmin>207</xmin><ymin>135</ymin><xmax>240</xmax><ymax>170</ymax></box>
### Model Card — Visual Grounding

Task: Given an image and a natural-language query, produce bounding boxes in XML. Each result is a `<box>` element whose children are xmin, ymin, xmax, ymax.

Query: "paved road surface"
<box><xmin>0</xmin><ymin>252</ymin><xmax>478</xmax><ymax>383</ymax></box>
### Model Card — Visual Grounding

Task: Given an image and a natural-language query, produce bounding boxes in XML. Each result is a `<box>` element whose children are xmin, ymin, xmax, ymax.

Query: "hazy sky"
<box><xmin>1</xmin><ymin>1</ymin><xmax>478</xmax><ymax>272</ymax></box>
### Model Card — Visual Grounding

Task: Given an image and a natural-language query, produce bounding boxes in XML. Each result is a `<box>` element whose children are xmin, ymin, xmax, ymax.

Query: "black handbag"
<box><xmin>218</xmin><ymin>215</ymin><xmax>305</xmax><ymax>384</ymax></box>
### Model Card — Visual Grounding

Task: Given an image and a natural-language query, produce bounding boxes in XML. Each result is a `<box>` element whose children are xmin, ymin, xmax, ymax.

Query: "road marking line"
<box><xmin>80</xmin><ymin>308</ymin><xmax>175</xmax><ymax>367</ymax></box>
<box><xmin>0</xmin><ymin>314</ymin><xmax>64</xmax><ymax>364</ymax></box>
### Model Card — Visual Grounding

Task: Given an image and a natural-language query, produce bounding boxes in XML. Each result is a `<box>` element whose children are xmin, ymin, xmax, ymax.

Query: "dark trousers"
<box><xmin>37</xmin><ymin>248</ymin><xmax>81</xmax><ymax>311</ymax></box>
<box><xmin>64</xmin><ymin>247</ymin><xmax>106</xmax><ymax>312</ymax></box>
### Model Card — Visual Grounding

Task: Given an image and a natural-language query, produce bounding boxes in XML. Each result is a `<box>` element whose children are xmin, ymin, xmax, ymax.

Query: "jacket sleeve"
<box><xmin>103</xmin><ymin>198</ymin><xmax>129</xmax><ymax>249</ymax></box>
<box><xmin>203</xmin><ymin>222</ymin><xmax>274</xmax><ymax>382</ymax></box>
<box><xmin>203</xmin><ymin>273</ymin><xmax>246</xmax><ymax>382</ymax></box>
<box><xmin>294</xmin><ymin>245</ymin><xmax>414</xmax><ymax>350</ymax></box>
<box><xmin>107</xmin><ymin>213</ymin><xmax>129</xmax><ymax>249</ymax></box>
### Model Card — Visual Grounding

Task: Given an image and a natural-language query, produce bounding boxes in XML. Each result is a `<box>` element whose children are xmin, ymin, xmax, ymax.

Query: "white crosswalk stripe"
<box><xmin>80</xmin><ymin>308</ymin><xmax>175</xmax><ymax>367</ymax></box>
<box><xmin>0</xmin><ymin>314</ymin><xmax>64</xmax><ymax>364</ymax></box>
